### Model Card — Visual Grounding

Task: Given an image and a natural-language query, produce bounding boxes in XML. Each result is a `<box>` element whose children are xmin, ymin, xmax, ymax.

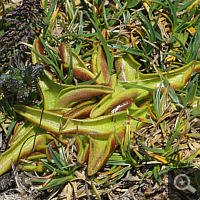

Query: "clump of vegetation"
<box><xmin>0</xmin><ymin>53</ymin><xmax>44</xmax><ymax>106</ymax></box>
<box><xmin>0</xmin><ymin>0</ymin><xmax>46</xmax><ymax>71</ymax></box>
<box><xmin>0</xmin><ymin>0</ymin><xmax>46</xmax><ymax>118</ymax></box>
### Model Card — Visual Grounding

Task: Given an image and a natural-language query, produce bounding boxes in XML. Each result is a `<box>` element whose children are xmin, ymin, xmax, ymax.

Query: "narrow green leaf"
<box><xmin>46</xmin><ymin>0</ymin><xmax>58</xmax><ymax>22</ymax></box>
<box><xmin>48</xmin><ymin>145</ymin><xmax>63</xmax><ymax>170</ymax></box>
<box><xmin>174</xmin><ymin>11</ymin><xmax>195</xmax><ymax>33</ymax></box>
<box><xmin>58</xmin><ymin>145</ymin><xmax>69</xmax><ymax>166</ymax></box>
<box><xmin>110</xmin><ymin>166</ymin><xmax>131</xmax><ymax>183</ymax></box>
<box><xmin>162</xmin><ymin>77</ymin><xmax>180</xmax><ymax>105</ymax></box>
<box><xmin>177</xmin><ymin>0</ymin><xmax>196</xmax><ymax>12</ymax></box>
<box><xmin>184</xmin><ymin>74</ymin><xmax>199</xmax><ymax>91</ymax></box>
<box><xmin>108</xmin><ymin>44</ymin><xmax>151</xmax><ymax>61</ymax></box>
<box><xmin>188</xmin><ymin>26</ymin><xmax>200</xmax><ymax>61</ymax></box>
<box><xmin>68</xmin><ymin>7</ymin><xmax>79</xmax><ymax>32</ymax></box>
<box><xmin>141</xmin><ymin>171</ymin><xmax>153</xmax><ymax>183</ymax></box>
<box><xmin>166</xmin><ymin>0</ymin><xmax>177</xmax><ymax>30</ymax></box>
<box><xmin>39</xmin><ymin>37</ymin><xmax>58</xmax><ymax>66</ymax></box>
<box><xmin>120</xmin><ymin>82</ymin><xmax>157</xmax><ymax>92</ymax></box>
<box><xmin>183</xmin><ymin>79</ymin><xmax>198</xmax><ymax>106</ymax></box>
<box><xmin>162</xmin><ymin>52</ymin><xmax>187</xmax><ymax>64</ymax></box>
<box><xmin>155</xmin><ymin>84</ymin><xmax>162</xmax><ymax>119</ymax></box>
<box><xmin>79</xmin><ymin>71</ymin><xmax>101</xmax><ymax>85</ymax></box>
<box><xmin>172</xmin><ymin>35</ymin><xmax>188</xmax><ymax>58</ymax></box>
<box><xmin>126</xmin><ymin>148</ymin><xmax>137</xmax><ymax>165</ymax></box>
<box><xmin>102</xmin><ymin>5</ymin><xmax>110</xmax><ymax>29</ymax></box>
<box><xmin>139</xmin><ymin>141</ymin><xmax>165</xmax><ymax>154</ymax></box>
<box><xmin>31</xmin><ymin>178</ymin><xmax>48</xmax><ymax>183</ymax></box>
<box><xmin>159</xmin><ymin>166</ymin><xmax>174</xmax><ymax>175</ymax></box>
<box><xmin>114</xmin><ymin>127</ymin><xmax>122</xmax><ymax>146</ymax></box>
<box><xmin>106</xmin><ymin>160</ymin><xmax>130</xmax><ymax>166</ymax></box>
<box><xmin>38</xmin><ymin>175</ymin><xmax>74</xmax><ymax>190</ymax></box>
<box><xmin>41</xmin><ymin>160</ymin><xmax>57</xmax><ymax>171</ymax></box>
<box><xmin>65</xmin><ymin>0</ymin><xmax>74</xmax><ymax>20</ymax></box>
<box><xmin>153</xmin><ymin>165</ymin><xmax>162</xmax><ymax>183</ymax></box>
<box><xmin>75</xmin><ymin>11</ymin><xmax>83</xmax><ymax>54</ymax></box>
<box><xmin>134</xmin><ymin>149</ymin><xmax>144</xmax><ymax>160</ymax></box>
<box><xmin>6</xmin><ymin>119</ymin><xmax>17</xmax><ymax>139</ymax></box>
<box><xmin>44</xmin><ymin>0</ymin><xmax>48</xmax><ymax>13</ymax></box>
<box><xmin>153</xmin><ymin>165</ymin><xmax>159</xmax><ymax>179</ymax></box>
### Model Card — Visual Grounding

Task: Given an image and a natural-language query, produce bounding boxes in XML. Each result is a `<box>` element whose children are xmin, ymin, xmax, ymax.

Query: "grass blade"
<box><xmin>177</xmin><ymin>0</ymin><xmax>196</xmax><ymax>12</ymax></box>
<box><xmin>162</xmin><ymin>77</ymin><xmax>180</xmax><ymax>105</ymax></box>
<box><xmin>166</xmin><ymin>0</ymin><xmax>177</xmax><ymax>30</ymax></box>
<box><xmin>38</xmin><ymin>175</ymin><xmax>74</xmax><ymax>190</ymax></box>
<box><xmin>139</xmin><ymin>141</ymin><xmax>165</xmax><ymax>154</ymax></box>
<box><xmin>79</xmin><ymin>72</ymin><xmax>101</xmax><ymax>85</ymax></box>
<box><xmin>46</xmin><ymin>0</ymin><xmax>58</xmax><ymax>22</ymax></box>
<box><xmin>108</xmin><ymin>44</ymin><xmax>151</xmax><ymax>61</ymax></box>
<box><xmin>162</xmin><ymin>52</ymin><xmax>187</xmax><ymax>64</ymax></box>
<box><xmin>174</xmin><ymin>11</ymin><xmax>195</xmax><ymax>33</ymax></box>
<box><xmin>75</xmin><ymin>11</ymin><xmax>83</xmax><ymax>54</ymax></box>
<box><xmin>155</xmin><ymin>84</ymin><xmax>162</xmax><ymax>119</ymax></box>
<box><xmin>48</xmin><ymin>145</ymin><xmax>64</xmax><ymax>170</ymax></box>
<box><xmin>120</xmin><ymin>82</ymin><xmax>157</xmax><ymax>92</ymax></box>
<box><xmin>183</xmin><ymin>79</ymin><xmax>198</xmax><ymax>106</ymax></box>
<box><xmin>6</xmin><ymin>119</ymin><xmax>17</xmax><ymax>139</ymax></box>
